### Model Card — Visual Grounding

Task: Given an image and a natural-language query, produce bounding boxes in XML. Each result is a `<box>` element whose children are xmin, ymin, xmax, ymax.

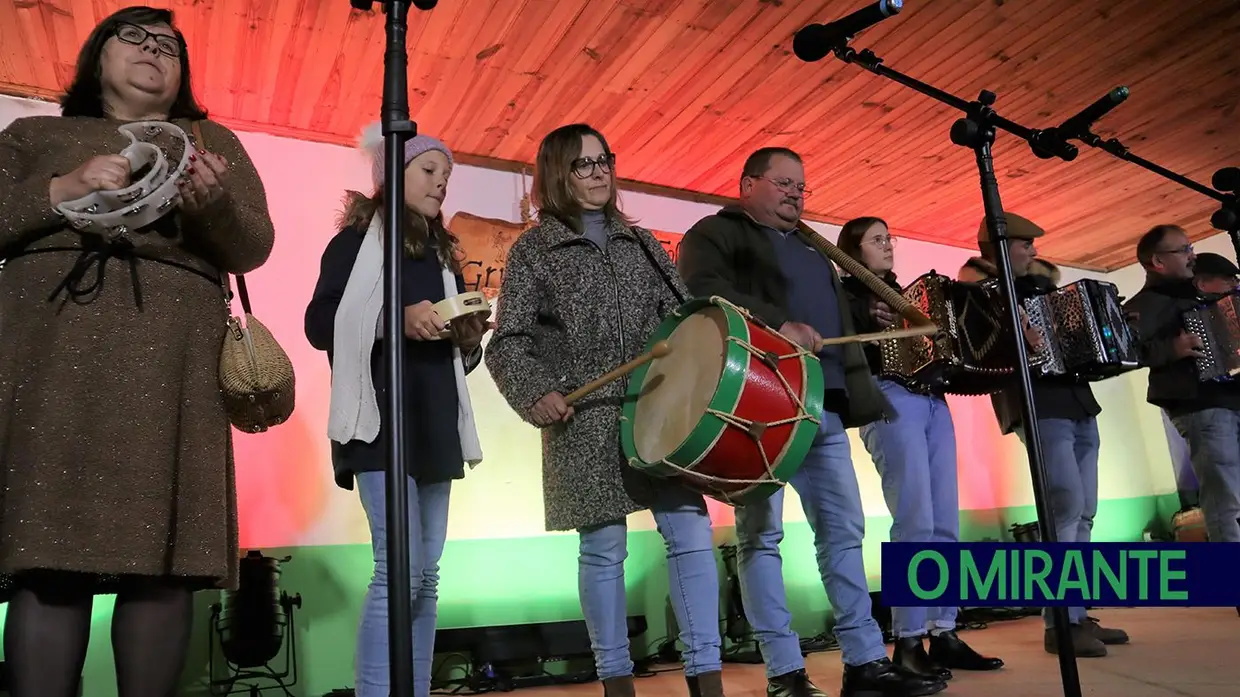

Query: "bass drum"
<box><xmin>620</xmin><ymin>296</ymin><xmax>823</xmax><ymax>506</ymax></box>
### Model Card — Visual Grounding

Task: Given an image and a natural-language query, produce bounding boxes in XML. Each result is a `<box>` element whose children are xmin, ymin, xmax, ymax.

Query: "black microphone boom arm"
<box><xmin>797</xmin><ymin>33</ymin><xmax>1084</xmax><ymax>697</ymax></box>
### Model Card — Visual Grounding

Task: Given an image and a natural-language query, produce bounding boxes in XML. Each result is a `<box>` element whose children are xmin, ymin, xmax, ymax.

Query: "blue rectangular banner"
<box><xmin>880</xmin><ymin>542</ymin><xmax>1240</xmax><ymax>607</ymax></box>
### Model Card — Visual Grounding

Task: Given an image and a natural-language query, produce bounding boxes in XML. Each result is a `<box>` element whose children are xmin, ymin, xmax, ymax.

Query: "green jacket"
<box><xmin>677</xmin><ymin>205</ymin><xmax>892</xmax><ymax>428</ymax></box>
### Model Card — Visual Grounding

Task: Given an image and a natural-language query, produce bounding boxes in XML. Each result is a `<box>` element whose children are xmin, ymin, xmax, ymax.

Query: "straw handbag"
<box><xmin>219</xmin><ymin>274</ymin><xmax>295</xmax><ymax>432</ymax></box>
<box><xmin>191</xmin><ymin>121</ymin><xmax>296</xmax><ymax>433</ymax></box>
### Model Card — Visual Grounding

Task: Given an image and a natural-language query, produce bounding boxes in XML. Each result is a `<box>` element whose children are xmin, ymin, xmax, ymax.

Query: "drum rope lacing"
<box><xmin>625</xmin><ymin>331</ymin><xmax>821</xmax><ymax>503</ymax></box>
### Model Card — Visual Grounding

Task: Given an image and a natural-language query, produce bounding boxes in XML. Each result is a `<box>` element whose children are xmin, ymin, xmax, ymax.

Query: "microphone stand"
<box><xmin>1069</xmin><ymin>130</ymin><xmax>1240</xmax><ymax>260</ymax></box>
<box><xmin>822</xmin><ymin>44</ymin><xmax>1083</xmax><ymax>697</ymax></box>
<box><xmin>348</xmin><ymin>0</ymin><xmax>432</xmax><ymax>695</ymax></box>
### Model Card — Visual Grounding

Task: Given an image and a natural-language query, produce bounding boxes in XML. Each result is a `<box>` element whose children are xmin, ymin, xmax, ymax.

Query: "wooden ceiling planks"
<box><xmin>1</xmin><ymin>0</ymin><xmax>1238</xmax><ymax>271</ymax></box>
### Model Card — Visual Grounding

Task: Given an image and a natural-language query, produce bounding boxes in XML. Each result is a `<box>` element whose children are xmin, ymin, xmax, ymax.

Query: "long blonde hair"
<box><xmin>338</xmin><ymin>188</ymin><xmax>462</xmax><ymax>273</ymax></box>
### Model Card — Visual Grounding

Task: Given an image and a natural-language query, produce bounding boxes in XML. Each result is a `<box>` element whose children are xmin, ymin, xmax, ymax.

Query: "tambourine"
<box><xmin>56</xmin><ymin>121</ymin><xmax>197</xmax><ymax>241</ymax></box>
<box><xmin>432</xmin><ymin>291</ymin><xmax>492</xmax><ymax>340</ymax></box>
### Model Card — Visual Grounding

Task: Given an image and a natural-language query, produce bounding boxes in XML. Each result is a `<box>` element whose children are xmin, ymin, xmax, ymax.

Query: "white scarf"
<box><xmin>326</xmin><ymin>212</ymin><xmax>483</xmax><ymax>468</ymax></box>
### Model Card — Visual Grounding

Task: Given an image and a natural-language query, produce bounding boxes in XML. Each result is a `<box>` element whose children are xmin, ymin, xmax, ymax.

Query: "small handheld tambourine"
<box><xmin>432</xmin><ymin>291</ymin><xmax>492</xmax><ymax>340</ymax></box>
<box><xmin>55</xmin><ymin>121</ymin><xmax>197</xmax><ymax>240</ymax></box>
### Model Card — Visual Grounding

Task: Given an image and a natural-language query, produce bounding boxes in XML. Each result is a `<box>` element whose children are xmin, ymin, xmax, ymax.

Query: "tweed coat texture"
<box><xmin>0</xmin><ymin>116</ymin><xmax>274</xmax><ymax>598</ymax></box>
<box><xmin>485</xmin><ymin>214</ymin><xmax>689</xmax><ymax>532</ymax></box>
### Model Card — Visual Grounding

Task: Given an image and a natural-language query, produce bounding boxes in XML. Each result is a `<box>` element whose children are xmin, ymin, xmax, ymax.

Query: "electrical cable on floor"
<box><xmin>634</xmin><ymin>634</ymin><xmax>684</xmax><ymax>677</ymax></box>
<box><xmin>956</xmin><ymin>606</ymin><xmax>1041</xmax><ymax>629</ymax></box>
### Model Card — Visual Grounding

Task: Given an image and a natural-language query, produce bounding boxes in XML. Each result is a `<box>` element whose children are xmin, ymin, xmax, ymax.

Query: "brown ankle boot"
<box><xmin>1044</xmin><ymin>625</ymin><xmax>1106</xmax><ymax>657</ymax></box>
<box><xmin>686</xmin><ymin>670</ymin><xmax>725</xmax><ymax>697</ymax></box>
<box><xmin>602</xmin><ymin>675</ymin><xmax>636</xmax><ymax>697</ymax></box>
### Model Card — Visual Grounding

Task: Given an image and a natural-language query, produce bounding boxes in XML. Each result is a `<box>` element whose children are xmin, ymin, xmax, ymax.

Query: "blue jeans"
<box><xmin>578</xmin><ymin>485</ymin><xmax>721</xmax><ymax>679</ymax></box>
<box><xmin>1163</xmin><ymin>410</ymin><xmax>1199</xmax><ymax>507</ymax></box>
<box><xmin>736</xmin><ymin>410</ymin><xmax>887</xmax><ymax>673</ymax></box>
<box><xmin>1015</xmin><ymin>417</ymin><xmax>1099</xmax><ymax>627</ymax></box>
<box><xmin>1171</xmin><ymin>408</ymin><xmax>1240</xmax><ymax>542</ymax></box>
<box><xmin>354</xmin><ymin>471</ymin><xmax>453</xmax><ymax>697</ymax></box>
<box><xmin>860</xmin><ymin>381</ymin><xmax>959</xmax><ymax>638</ymax></box>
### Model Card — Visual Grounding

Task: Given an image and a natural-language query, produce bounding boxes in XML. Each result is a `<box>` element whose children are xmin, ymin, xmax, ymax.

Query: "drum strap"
<box><xmin>634</xmin><ymin>231</ymin><xmax>689</xmax><ymax>304</ymax></box>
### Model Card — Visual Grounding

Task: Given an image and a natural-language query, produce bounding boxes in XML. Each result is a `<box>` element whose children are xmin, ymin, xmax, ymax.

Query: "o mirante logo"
<box><xmin>881</xmin><ymin>542</ymin><xmax>1240</xmax><ymax>607</ymax></box>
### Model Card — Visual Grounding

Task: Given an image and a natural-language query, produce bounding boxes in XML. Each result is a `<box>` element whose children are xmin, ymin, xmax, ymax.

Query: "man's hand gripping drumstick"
<box><xmin>529</xmin><ymin>341</ymin><xmax>672</xmax><ymax>427</ymax></box>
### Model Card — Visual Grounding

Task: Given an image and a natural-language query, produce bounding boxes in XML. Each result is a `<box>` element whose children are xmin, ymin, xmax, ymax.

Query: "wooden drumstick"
<box><xmin>817</xmin><ymin>324</ymin><xmax>939</xmax><ymax>349</ymax></box>
<box><xmin>564</xmin><ymin>341</ymin><xmax>673</xmax><ymax>406</ymax></box>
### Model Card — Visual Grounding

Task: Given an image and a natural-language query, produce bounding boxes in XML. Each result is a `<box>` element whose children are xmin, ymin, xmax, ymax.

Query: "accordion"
<box><xmin>878</xmin><ymin>272</ymin><xmax>1017</xmax><ymax>395</ymax></box>
<box><xmin>1183</xmin><ymin>292</ymin><xmax>1240</xmax><ymax>381</ymax></box>
<box><xmin>1023</xmin><ymin>279</ymin><xmax>1140</xmax><ymax>381</ymax></box>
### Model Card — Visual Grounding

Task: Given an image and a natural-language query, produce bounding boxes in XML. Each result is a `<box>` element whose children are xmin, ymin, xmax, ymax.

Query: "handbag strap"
<box><xmin>191</xmin><ymin>120</ymin><xmax>253</xmax><ymax>317</ymax></box>
<box><xmin>232</xmin><ymin>275</ymin><xmax>254</xmax><ymax>315</ymax></box>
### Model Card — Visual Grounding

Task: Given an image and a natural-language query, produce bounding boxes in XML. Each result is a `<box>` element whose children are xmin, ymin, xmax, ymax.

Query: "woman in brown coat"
<box><xmin>0</xmin><ymin>7</ymin><xmax>274</xmax><ymax>697</ymax></box>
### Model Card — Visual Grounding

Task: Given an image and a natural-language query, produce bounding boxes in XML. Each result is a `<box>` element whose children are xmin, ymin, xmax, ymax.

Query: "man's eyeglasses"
<box><xmin>572</xmin><ymin>154</ymin><xmax>616</xmax><ymax>179</ymax></box>
<box><xmin>115</xmin><ymin>23</ymin><xmax>182</xmax><ymax>58</ymax></box>
<box><xmin>1156</xmin><ymin>244</ymin><xmax>1194</xmax><ymax>256</ymax></box>
<box><xmin>747</xmin><ymin>175</ymin><xmax>811</xmax><ymax>197</ymax></box>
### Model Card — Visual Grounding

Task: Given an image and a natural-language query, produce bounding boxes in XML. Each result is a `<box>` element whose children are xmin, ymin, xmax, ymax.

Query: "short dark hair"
<box><xmin>1135</xmin><ymin>224</ymin><xmax>1186</xmax><ymax>269</ymax></box>
<box><xmin>61</xmin><ymin>6</ymin><xmax>208</xmax><ymax>120</ymax></box>
<box><xmin>740</xmin><ymin>147</ymin><xmax>802</xmax><ymax>191</ymax></box>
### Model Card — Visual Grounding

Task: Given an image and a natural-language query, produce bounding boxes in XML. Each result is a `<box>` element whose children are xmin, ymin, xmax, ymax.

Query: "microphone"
<box><xmin>350</xmin><ymin>0</ymin><xmax>437</xmax><ymax>10</ymax></box>
<box><xmin>793</xmin><ymin>0</ymin><xmax>904</xmax><ymax>63</ymax></box>
<box><xmin>1056</xmin><ymin>86</ymin><xmax>1129</xmax><ymax>140</ymax></box>
<box><xmin>1212</xmin><ymin>167</ymin><xmax>1240</xmax><ymax>193</ymax></box>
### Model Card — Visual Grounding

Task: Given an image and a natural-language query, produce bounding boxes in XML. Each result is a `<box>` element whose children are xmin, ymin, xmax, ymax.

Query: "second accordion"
<box><xmin>1023</xmin><ymin>278</ymin><xmax>1141</xmax><ymax>381</ymax></box>
<box><xmin>1183</xmin><ymin>292</ymin><xmax>1240</xmax><ymax>381</ymax></box>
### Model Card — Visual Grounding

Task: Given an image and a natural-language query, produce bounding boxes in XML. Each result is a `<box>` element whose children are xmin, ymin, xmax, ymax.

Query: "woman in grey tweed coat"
<box><xmin>485</xmin><ymin>124</ymin><xmax>726</xmax><ymax>697</ymax></box>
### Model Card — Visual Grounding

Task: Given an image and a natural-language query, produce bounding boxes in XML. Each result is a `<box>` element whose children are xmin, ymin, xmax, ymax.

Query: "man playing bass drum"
<box><xmin>678</xmin><ymin>146</ymin><xmax>944</xmax><ymax>697</ymax></box>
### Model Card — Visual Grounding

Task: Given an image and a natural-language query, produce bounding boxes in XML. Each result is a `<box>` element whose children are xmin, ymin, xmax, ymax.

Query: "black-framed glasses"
<box><xmin>572</xmin><ymin>153</ymin><xmax>616</xmax><ymax>179</ymax></box>
<box><xmin>115</xmin><ymin>23</ymin><xmax>182</xmax><ymax>58</ymax></box>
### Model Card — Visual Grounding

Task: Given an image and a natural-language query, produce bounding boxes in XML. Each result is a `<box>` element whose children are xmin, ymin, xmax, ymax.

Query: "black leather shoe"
<box><xmin>840</xmin><ymin>658</ymin><xmax>946</xmax><ymax>697</ymax></box>
<box><xmin>766</xmin><ymin>669</ymin><xmax>829</xmax><ymax>697</ymax></box>
<box><xmin>927</xmin><ymin>631</ymin><xmax>1004</xmax><ymax>671</ymax></box>
<box><xmin>893</xmin><ymin>637</ymin><xmax>952</xmax><ymax>680</ymax></box>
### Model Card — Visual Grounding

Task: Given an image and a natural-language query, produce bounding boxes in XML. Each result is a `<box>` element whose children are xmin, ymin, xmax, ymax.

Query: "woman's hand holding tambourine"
<box><xmin>404</xmin><ymin>301</ymin><xmax>446</xmax><ymax>341</ymax></box>
<box><xmin>49</xmin><ymin>155</ymin><xmax>133</xmax><ymax>207</ymax></box>
<box><xmin>178</xmin><ymin>150</ymin><xmax>229</xmax><ymax>213</ymax></box>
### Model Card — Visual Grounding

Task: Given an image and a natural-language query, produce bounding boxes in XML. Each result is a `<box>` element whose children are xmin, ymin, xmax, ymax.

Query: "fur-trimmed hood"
<box><xmin>956</xmin><ymin>255</ymin><xmax>1060</xmax><ymax>284</ymax></box>
<box><xmin>958</xmin><ymin>256</ymin><xmax>997</xmax><ymax>282</ymax></box>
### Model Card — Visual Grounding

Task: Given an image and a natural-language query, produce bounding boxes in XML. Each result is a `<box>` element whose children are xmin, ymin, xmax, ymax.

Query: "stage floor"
<box><xmin>511</xmin><ymin>608</ymin><xmax>1235</xmax><ymax>697</ymax></box>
